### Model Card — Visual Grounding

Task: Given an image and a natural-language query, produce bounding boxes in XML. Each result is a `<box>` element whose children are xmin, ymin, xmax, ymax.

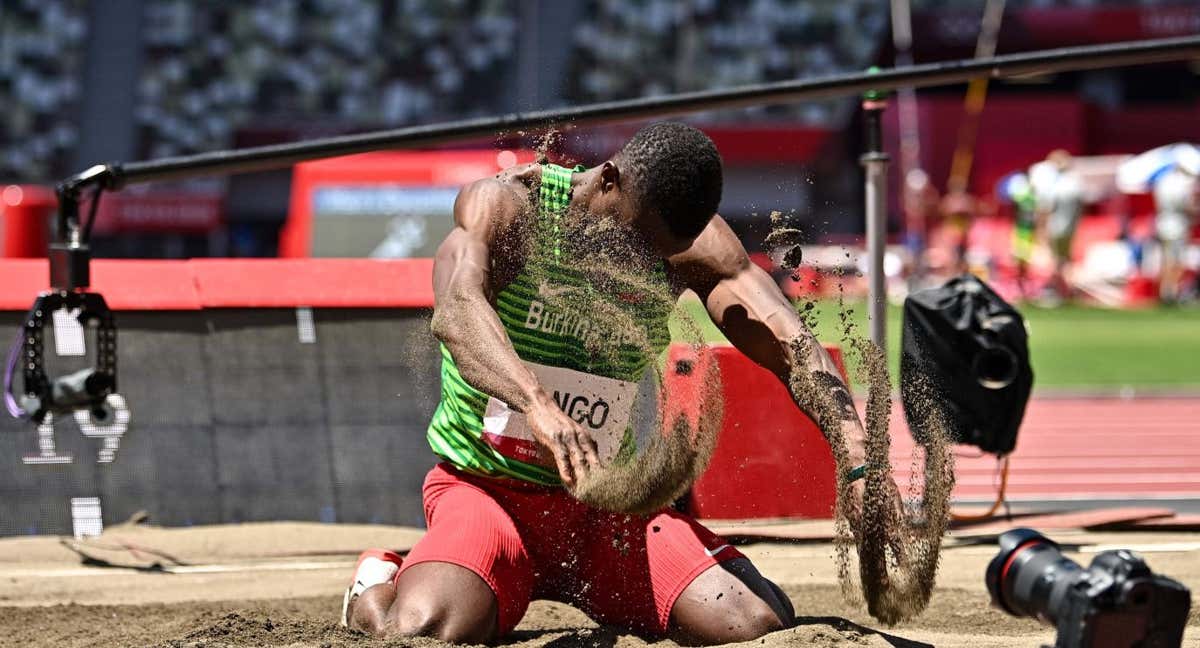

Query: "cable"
<box><xmin>3</xmin><ymin>328</ymin><xmax>26</xmax><ymax>418</ymax></box>
<box><xmin>951</xmin><ymin>455</ymin><xmax>1010</xmax><ymax>522</ymax></box>
<box><xmin>81</xmin><ymin>185</ymin><xmax>102</xmax><ymax>243</ymax></box>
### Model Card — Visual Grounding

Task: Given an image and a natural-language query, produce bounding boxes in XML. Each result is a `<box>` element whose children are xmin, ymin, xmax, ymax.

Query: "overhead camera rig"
<box><xmin>10</xmin><ymin>164</ymin><xmax>126</xmax><ymax>424</ymax></box>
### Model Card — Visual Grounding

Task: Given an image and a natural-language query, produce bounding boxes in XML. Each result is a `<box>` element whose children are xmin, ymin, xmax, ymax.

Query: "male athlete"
<box><xmin>342</xmin><ymin>122</ymin><xmax>870</xmax><ymax>644</ymax></box>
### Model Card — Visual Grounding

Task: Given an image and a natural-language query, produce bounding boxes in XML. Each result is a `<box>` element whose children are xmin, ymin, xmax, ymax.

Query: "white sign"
<box><xmin>24</xmin><ymin>394</ymin><xmax>131</xmax><ymax>465</ymax></box>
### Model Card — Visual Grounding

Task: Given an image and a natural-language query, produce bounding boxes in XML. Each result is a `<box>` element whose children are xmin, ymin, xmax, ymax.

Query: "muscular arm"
<box><xmin>671</xmin><ymin>216</ymin><xmax>866</xmax><ymax>467</ymax></box>
<box><xmin>430</xmin><ymin>178</ymin><xmax>598</xmax><ymax>484</ymax></box>
<box><xmin>430</xmin><ymin>180</ymin><xmax>543</xmax><ymax>411</ymax></box>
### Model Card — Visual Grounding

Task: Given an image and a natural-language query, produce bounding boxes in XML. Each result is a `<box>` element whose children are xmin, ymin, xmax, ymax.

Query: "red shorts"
<box><xmin>398</xmin><ymin>463</ymin><xmax>744</xmax><ymax>636</ymax></box>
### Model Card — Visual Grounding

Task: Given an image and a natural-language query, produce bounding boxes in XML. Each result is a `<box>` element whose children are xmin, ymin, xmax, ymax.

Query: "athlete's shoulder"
<box><xmin>667</xmin><ymin>215</ymin><xmax>751</xmax><ymax>284</ymax></box>
<box><xmin>453</xmin><ymin>163</ymin><xmax>539</xmax><ymax>232</ymax></box>
<box><xmin>496</xmin><ymin>161</ymin><xmax>541</xmax><ymax>187</ymax></box>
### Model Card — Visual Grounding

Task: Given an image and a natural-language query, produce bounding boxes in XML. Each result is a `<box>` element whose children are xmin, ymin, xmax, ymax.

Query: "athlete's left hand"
<box><xmin>526</xmin><ymin>393</ymin><xmax>601</xmax><ymax>487</ymax></box>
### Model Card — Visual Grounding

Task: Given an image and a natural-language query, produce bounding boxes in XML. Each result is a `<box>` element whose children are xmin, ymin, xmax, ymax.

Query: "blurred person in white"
<box><xmin>1153</xmin><ymin>164</ymin><xmax>1197</xmax><ymax>304</ymax></box>
<box><xmin>1029</xmin><ymin>149</ymin><xmax>1083</xmax><ymax>302</ymax></box>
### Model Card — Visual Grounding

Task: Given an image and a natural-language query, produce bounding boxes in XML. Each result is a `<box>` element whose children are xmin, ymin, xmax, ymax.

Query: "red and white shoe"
<box><xmin>340</xmin><ymin>548</ymin><xmax>403</xmax><ymax>627</ymax></box>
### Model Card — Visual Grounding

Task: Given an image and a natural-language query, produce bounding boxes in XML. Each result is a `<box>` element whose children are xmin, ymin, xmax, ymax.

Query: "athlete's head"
<box><xmin>577</xmin><ymin>122</ymin><xmax>723</xmax><ymax>248</ymax></box>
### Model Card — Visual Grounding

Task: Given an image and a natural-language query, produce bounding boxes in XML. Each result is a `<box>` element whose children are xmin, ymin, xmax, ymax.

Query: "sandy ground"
<box><xmin>0</xmin><ymin>522</ymin><xmax>1197</xmax><ymax>647</ymax></box>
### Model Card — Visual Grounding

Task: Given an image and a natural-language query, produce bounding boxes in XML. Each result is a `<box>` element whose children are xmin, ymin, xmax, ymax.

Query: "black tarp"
<box><xmin>900</xmin><ymin>275</ymin><xmax>1034</xmax><ymax>456</ymax></box>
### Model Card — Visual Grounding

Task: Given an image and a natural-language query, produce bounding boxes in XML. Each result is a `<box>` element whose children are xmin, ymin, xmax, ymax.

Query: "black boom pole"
<box><xmin>60</xmin><ymin>35</ymin><xmax>1200</xmax><ymax>193</ymax></box>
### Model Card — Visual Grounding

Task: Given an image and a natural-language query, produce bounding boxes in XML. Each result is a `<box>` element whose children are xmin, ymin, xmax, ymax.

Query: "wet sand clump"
<box><xmin>769</xmin><ymin>217</ymin><xmax>953</xmax><ymax>624</ymax></box>
<box><xmin>571</xmin><ymin>362</ymin><xmax>722</xmax><ymax>515</ymax></box>
<box><xmin>764</xmin><ymin>210</ymin><xmax>805</xmax><ymax>277</ymax></box>
<box><xmin>853</xmin><ymin>339</ymin><xmax>953</xmax><ymax>624</ymax></box>
<box><xmin>785</xmin><ymin>334</ymin><xmax>953</xmax><ymax>625</ymax></box>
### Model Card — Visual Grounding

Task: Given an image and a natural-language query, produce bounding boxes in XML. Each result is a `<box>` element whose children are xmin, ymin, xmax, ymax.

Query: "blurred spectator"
<box><xmin>1003</xmin><ymin>172</ymin><xmax>1038</xmax><ymax>299</ymax></box>
<box><xmin>1153</xmin><ymin>164</ymin><xmax>1197</xmax><ymax>304</ymax></box>
<box><xmin>903</xmin><ymin>168</ymin><xmax>939</xmax><ymax>238</ymax></box>
<box><xmin>911</xmin><ymin>0</ymin><xmax>1184</xmax><ymax>7</ymax></box>
<box><xmin>136</xmin><ymin>0</ymin><xmax>518</xmax><ymax>158</ymax></box>
<box><xmin>0</xmin><ymin>0</ymin><xmax>88</xmax><ymax>183</ymax></box>
<box><xmin>1030</xmin><ymin>149</ymin><xmax>1083</xmax><ymax>301</ymax></box>
<box><xmin>903</xmin><ymin>167</ymin><xmax>939</xmax><ymax>277</ymax></box>
<box><xmin>939</xmin><ymin>188</ymin><xmax>975</xmax><ymax>276</ymax></box>
<box><xmin>567</xmin><ymin>0</ymin><xmax>887</xmax><ymax>125</ymax></box>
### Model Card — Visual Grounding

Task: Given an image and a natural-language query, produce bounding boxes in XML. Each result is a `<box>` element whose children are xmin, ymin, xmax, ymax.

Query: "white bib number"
<box><xmin>482</xmin><ymin>362</ymin><xmax>639</xmax><ymax>465</ymax></box>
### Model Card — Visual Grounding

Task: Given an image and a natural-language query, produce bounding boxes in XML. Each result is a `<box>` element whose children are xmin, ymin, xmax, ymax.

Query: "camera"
<box><xmin>986</xmin><ymin>528</ymin><xmax>1191</xmax><ymax>648</ymax></box>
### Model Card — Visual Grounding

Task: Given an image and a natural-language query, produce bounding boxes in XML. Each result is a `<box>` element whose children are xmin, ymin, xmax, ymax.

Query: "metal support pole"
<box><xmin>55</xmin><ymin>35</ymin><xmax>1200</xmax><ymax>190</ymax></box>
<box><xmin>861</xmin><ymin>84</ymin><xmax>891</xmax><ymax>353</ymax></box>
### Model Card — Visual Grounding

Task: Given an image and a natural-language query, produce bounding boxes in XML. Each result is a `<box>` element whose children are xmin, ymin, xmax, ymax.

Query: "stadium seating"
<box><xmin>0</xmin><ymin>0</ymin><xmax>88</xmax><ymax>182</ymax></box>
<box><xmin>135</xmin><ymin>0</ymin><xmax>519</xmax><ymax>158</ymax></box>
<box><xmin>567</xmin><ymin>0</ymin><xmax>888</xmax><ymax>124</ymax></box>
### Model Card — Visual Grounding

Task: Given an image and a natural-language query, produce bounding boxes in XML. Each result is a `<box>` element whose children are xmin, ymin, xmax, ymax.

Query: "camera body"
<box><xmin>1054</xmin><ymin>549</ymin><xmax>1191</xmax><ymax>648</ymax></box>
<box><xmin>987</xmin><ymin>528</ymin><xmax>1191</xmax><ymax>648</ymax></box>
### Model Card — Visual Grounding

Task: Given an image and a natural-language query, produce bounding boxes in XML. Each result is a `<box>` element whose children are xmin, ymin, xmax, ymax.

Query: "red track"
<box><xmin>887</xmin><ymin>397</ymin><xmax>1200</xmax><ymax>501</ymax></box>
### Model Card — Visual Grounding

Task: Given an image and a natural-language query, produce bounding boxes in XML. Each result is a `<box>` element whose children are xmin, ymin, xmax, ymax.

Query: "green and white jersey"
<box><xmin>426</xmin><ymin>164</ymin><xmax>672</xmax><ymax>485</ymax></box>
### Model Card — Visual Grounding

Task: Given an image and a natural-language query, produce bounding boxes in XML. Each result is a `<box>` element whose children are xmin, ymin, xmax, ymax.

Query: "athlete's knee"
<box><xmin>383</xmin><ymin>593</ymin><xmax>497</xmax><ymax>643</ymax></box>
<box><xmin>671</xmin><ymin>559</ymin><xmax>794</xmax><ymax>644</ymax></box>
<box><xmin>765</xmin><ymin>577</ymin><xmax>796</xmax><ymax>621</ymax></box>
<box><xmin>721</xmin><ymin>597</ymin><xmax>789</xmax><ymax>642</ymax></box>
<box><xmin>675</xmin><ymin>599</ymin><xmax>786</xmax><ymax>646</ymax></box>
<box><xmin>346</xmin><ymin>584</ymin><xmax>395</xmax><ymax>635</ymax></box>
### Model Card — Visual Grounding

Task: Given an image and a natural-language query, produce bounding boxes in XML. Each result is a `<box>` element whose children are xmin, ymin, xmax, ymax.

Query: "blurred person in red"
<box><xmin>1153</xmin><ymin>164</ymin><xmax>1198</xmax><ymax>304</ymax></box>
<box><xmin>939</xmin><ymin>187</ymin><xmax>975</xmax><ymax>276</ymax></box>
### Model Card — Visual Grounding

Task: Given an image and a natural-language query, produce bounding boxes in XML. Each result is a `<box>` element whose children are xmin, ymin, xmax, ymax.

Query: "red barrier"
<box><xmin>675</xmin><ymin>343</ymin><xmax>847</xmax><ymax>520</ymax></box>
<box><xmin>0</xmin><ymin>185</ymin><xmax>54</xmax><ymax>258</ymax></box>
<box><xmin>0</xmin><ymin>258</ymin><xmax>844</xmax><ymax>520</ymax></box>
<box><xmin>0</xmin><ymin>258</ymin><xmax>435</xmax><ymax>311</ymax></box>
<box><xmin>189</xmin><ymin>258</ymin><xmax>434</xmax><ymax>308</ymax></box>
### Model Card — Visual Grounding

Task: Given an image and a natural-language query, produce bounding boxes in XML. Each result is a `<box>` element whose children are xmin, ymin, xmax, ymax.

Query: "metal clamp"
<box><xmin>20</xmin><ymin>291</ymin><xmax>118</xmax><ymax>424</ymax></box>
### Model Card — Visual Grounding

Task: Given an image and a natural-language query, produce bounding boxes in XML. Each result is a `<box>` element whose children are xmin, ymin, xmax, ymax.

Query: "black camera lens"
<box><xmin>972</xmin><ymin>346</ymin><xmax>1018</xmax><ymax>389</ymax></box>
<box><xmin>985</xmin><ymin>527</ymin><xmax>1085</xmax><ymax>624</ymax></box>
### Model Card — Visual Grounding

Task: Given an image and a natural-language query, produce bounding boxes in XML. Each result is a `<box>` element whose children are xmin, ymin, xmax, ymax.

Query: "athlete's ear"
<box><xmin>599</xmin><ymin>161</ymin><xmax>620</xmax><ymax>193</ymax></box>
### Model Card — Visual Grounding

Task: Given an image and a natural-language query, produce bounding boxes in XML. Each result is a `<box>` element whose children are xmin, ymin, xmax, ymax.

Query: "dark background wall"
<box><xmin>0</xmin><ymin>308</ymin><xmax>443</xmax><ymax>536</ymax></box>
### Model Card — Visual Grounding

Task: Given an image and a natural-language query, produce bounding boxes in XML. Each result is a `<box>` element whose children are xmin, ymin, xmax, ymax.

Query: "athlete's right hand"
<box><xmin>526</xmin><ymin>395</ymin><xmax>600</xmax><ymax>487</ymax></box>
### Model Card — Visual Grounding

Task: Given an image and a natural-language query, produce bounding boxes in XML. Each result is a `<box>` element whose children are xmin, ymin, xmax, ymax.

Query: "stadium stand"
<box><xmin>913</xmin><ymin>0</ymin><xmax>1188</xmax><ymax>6</ymax></box>
<box><xmin>566</xmin><ymin>0</ymin><xmax>887</xmax><ymax>124</ymax></box>
<box><xmin>0</xmin><ymin>0</ymin><xmax>88</xmax><ymax>183</ymax></box>
<box><xmin>135</xmin><ymin>0</ymin><xmax>519</xmax><ymax>158</ymax></box>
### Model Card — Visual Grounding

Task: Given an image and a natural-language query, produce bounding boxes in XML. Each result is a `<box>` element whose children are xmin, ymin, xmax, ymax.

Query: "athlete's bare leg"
<box><xmin>668</xmin><ymin>557</ymin><xmax>794</xmax><ymax>645</ymax></box>
<box><xmin>346</xmin><ymin>562</ymin><xmax>499</xmax><ymax>643</ymax></box>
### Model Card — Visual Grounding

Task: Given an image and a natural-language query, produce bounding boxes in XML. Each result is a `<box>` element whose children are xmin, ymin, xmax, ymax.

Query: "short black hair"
<box><xmin>617</xmin><ymin>122</ymin><xmax>723</xmax><ymax>239</ymax></box>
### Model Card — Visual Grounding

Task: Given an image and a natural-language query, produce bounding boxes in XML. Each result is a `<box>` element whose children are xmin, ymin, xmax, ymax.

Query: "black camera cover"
<box><xmin>900</xmin><ymin>274</ymin><xmax>1033</xmax><ymax>455</ymax></box>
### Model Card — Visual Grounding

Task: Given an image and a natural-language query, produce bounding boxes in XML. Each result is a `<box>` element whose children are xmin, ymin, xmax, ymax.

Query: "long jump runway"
<box><xmin>890</xmin><ymin>396</ymin><xmax>1200</xmax><ymax>502</ymax></box>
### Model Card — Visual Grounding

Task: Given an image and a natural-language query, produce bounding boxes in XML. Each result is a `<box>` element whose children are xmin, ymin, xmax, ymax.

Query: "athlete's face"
<box><xmin>574</xmin><ymin>160</ymin><xmax>637</xmax><ymax>227</ymax></box>
<box><xmin>573</xmin><ymin>160</ymin><xmax>689</xmax><ymax>257</ymax></box>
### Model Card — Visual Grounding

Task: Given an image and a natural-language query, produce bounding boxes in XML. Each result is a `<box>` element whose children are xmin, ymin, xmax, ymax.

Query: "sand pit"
<box><xmin>1</xmin><ymin>522</ymin><xmax>1198</xmax><ymax>647</ymax></box>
